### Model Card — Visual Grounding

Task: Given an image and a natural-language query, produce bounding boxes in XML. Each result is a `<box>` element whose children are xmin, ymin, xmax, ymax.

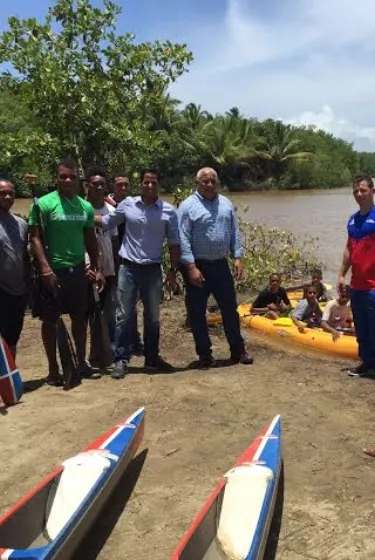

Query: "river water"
<box><xmin>14</xmin><ymin>187</ymin><xmax>357</xmax><ymax>284</ymax></box>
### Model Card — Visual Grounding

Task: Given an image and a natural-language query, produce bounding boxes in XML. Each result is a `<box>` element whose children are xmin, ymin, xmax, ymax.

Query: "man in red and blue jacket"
<box><xmin>339</xmin><ymin>175</ymin><xmax>375</xmax><ymax>376</ymax></box>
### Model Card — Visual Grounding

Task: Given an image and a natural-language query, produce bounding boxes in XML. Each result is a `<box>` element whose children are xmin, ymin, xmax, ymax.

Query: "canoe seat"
<box><xmin>217</xmin><ymin>464</ymin><xmax>274</xmax><ymax>560</ymax></box>
<box><xmin>45</xmin><ymin>452</ymin><xmax>111</xmax><ymax>540</ymax></box>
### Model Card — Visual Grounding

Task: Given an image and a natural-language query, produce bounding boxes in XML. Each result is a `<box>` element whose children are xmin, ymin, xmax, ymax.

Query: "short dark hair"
<box><xmin>269</xmin><ymin>272</ymin><xmax>281</xmax><ymax>280</ymax></box>
<box><xmin>86</xmin><ymin>166</ymin><xmax>107</xmax><ymax>181</ymax></box>
<box><xmin>311</xmin><ymin>268</ymin><xmax>323</xmax><ymax>277</ymax></box>
<box><xmin>140</xmin><ymin>167</ymin><xmax>161</xmax><ymax>181</ymax></box>
<box><xmin>353</xmin><ymin>175</ymin><xmax>374</xmax><ymax>189</ymax></box>
<box><xmin>303</xmin><ymin>283</ymin><xmax>317</xmax><ymax>297</ymax></box>
<box><xmin>57</xmin><ymin>158</ymin><xmax>78</xmax><ymax>173</ymax></box>
<box><xmin>112</xmin><ymin>172</ymin><xmax>129</xmax><ymax>181</ymax></box>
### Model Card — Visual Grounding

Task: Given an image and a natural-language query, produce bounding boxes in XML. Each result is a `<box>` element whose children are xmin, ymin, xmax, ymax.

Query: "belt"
<box><xmin>119</xmin><ymin>257</ymin><xmax>160</xmax><ymax>267</ymax></box>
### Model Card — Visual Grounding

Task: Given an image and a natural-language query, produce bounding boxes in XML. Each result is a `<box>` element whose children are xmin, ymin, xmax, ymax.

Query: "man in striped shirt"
<box><xmin>178</xmin><ymin>167</ymin><xmax>253</xmax><ymax>368</ymax></box>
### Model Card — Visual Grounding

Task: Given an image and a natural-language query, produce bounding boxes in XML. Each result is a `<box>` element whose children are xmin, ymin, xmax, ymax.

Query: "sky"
<box><xmin>1</xmin><ymin>0</ymin><xmax>375</xmax><ymax>151</ymax></box>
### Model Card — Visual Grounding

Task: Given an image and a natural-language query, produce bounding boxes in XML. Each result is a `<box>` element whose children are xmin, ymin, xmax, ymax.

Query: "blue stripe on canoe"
<box><xmin>245</xmin><ymin>416</ymin><xmax>282</xmax><ymax>560</ymax></box>
<box><xmin>7</xmin><ymin>408</ymin><xmax>145</xmax><ymax>560</ymax></box>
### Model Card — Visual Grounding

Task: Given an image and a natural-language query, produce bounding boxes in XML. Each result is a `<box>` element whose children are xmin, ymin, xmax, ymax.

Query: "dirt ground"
<box><xmin>1</xmin><ymin>299</ymin><xmax>375</xmax><ymax>560</ymax></box>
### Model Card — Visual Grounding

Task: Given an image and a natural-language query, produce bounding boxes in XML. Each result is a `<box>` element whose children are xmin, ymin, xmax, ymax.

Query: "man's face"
<box><xmin>114</xmin><ymin>177</ymin><xmax>130</xmax><ymax>201</ymax></box>
<box><xmin>57</xmin><ymin>165</ymin><xmax>79</xmax><ymax>197</ymax></box>
<box><xmin>311</xmin><ymin>273</ymin><xmax>322</xmax><ymax>285</ymax></box>
<box><xmin>0</xmin><ymin>181</ymin><xmax>15</xmax><ymax>212</ymax></box>
<box><xmin>88</xmin><ymin>175</ymin><xmax>106</xmax><ymax>198</ymax></box>
<box><xmin>269</xmin><ymin>275</ymin><xmax>281</xmax><ymax>292</ymax></box>
<box><xmin>353</xmin><ymin>180</ymin><xmax>374</xmax><ymax>207</ymax></box>
<box><xmin>306</xmin><ymin>287</ymin><xmax>317</xmax><ymax>302</ymax></box>
<box><xmin>141</xmin><ymin>172</ymin><xmax>159</xmax><ymax>199</ymax></box>
<box><xmin>197</xmin><ymin>171</ymin><xmax>218</xmax><ymax>200</ymax></box>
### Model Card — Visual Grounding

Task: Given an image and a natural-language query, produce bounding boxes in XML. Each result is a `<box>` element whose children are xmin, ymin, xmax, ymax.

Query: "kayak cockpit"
<box><xmin>179</xmin><ymin>464</ymin><xmax>275</xmax><ymax>560</ymax></box>
<box><xmin>0</xmin><ymin>452</ymin><xmax>111</xmax><ymax>551</ymax></box>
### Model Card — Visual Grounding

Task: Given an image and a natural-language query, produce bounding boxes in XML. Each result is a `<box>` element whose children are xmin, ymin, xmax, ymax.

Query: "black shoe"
<box><xmin>231</xmin><ymin>351</ymin><xmax>254</xmax><ymax>365</ymax></box>
<box><xmin>144</xmin><ymin>356</ymin><xmax>175</xmax><ymax>372</ymax></box>
<box><xmin>197</xmin><ymin>354</ymin><xmax>214</xmax><ymax>369</ymax></box>
<box><xmin>348</xmin><ymin>363</ymin><xmax>375</xmax><ymax>377</ymax></box>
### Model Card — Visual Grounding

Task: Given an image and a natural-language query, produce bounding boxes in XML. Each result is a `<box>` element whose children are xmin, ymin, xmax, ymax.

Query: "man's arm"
<box><xmin>166</xmin><ymin>209</ymin><xmax>181</xmax><ymax>268</ymax></box>
<box><xmin>94</xmin><ymin>202</ymin><xmax>126</xmax><ymax>229</ymax></box>
<box><xmin>230</xmin><ymin>207</ymin><xmax>243</xmax><ymax>259</ymax></box>
<box><xmin>29</xmin><ymin>225</ymin><xmax>51</xmax><ymax>274</ymax></box>
<box><xmin>338</xmin><ymin>240</ymin><xmax>351</xmax><ymax>287</ymax></box>
<box><xmin>178</xmin><ymin>204</ymin><xmax>204</xmax><ymax>287</ymax></box>
<box><xmin>84</xmin><ymin>228</ymin><xmax>100</xmax><ymax>271</ymax></box>
<box><xmin>230</xmin><ymin>207</ymin><xmax>244</xmax><ymax>280</ymax></box>
<box><xmin>291</xmin><ymin>301</ymin><xmax>308</xmax><ymax>332</ymax></box>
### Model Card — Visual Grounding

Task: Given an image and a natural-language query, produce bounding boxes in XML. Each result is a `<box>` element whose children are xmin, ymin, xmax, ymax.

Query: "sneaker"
<box><xmin>111</xmin><ymin>361</ymin><xmax>128</xmax><ymax>379</ymax></box>
<box><xmin>197</xmin><ymin>354</ymin><xmax>214</xmax><ymax>370</ymax></box>
<box><xmin>45</xmin><ymin>375</ymin><xmax>64</xmax><ymax>387</ymax></box>
<box><xmin>231</xmin><ymin>351</ymin><xmax>254</xmax><ymax>365</ymax></box>
<box><xmin>348</xmin><ymin>363</ymin><xmax>375</xmax><ymax>377</ymax></box>
<box><xmin>144</xmin><ymin>356</ymin><xmax>175</xmax><ymax>373</ymax></box>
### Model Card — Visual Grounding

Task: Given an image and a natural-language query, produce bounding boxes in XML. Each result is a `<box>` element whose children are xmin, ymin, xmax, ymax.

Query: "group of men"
<box><xmin>0</xmin><ymin>159</ymin><xmax>252</xmax><ymax>386</ymax></box>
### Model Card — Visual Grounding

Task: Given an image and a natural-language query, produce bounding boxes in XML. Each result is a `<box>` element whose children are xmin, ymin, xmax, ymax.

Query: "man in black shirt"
<box><xmin>252</xmin><ymin>273</ymin><xmax>291</xmax><ymax>319</ymax></box>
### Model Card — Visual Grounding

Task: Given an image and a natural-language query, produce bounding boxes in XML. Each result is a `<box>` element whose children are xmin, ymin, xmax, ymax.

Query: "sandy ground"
<box><xmin>1</xmin><ymin>299</ymin><xmax>375</xmax><ymax>560</ymax></box>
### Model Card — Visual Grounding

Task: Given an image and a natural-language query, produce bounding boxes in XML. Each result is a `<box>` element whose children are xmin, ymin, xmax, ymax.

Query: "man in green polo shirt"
<box><xmin>28</xmin><ymin>158</ymin><xmax>104</xmax><ymax>386</ymax></box>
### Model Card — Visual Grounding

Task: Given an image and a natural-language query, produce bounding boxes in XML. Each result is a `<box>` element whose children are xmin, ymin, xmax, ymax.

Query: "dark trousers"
<box><xmin>115</xmin><ymin>261</ymin><xmax>162</xmax><ymax>363</ymax></box>
<box><xmin>183</xmin><ymin>259</ymin><xmax>245</xmax><ymax>357</ymax></box>
<box><xmin>0</xmin><ymin>287</ymin><xmax>26</xmax><ymax>350</ymax></box>
<box><xmin>351</xmin><ymin>289</ymin><xmax>375</xmax><ymax>367</ymax></box>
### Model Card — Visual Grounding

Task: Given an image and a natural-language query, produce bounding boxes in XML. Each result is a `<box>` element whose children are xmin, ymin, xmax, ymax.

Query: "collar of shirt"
<box><xmin>194</xmin><ymin>190</ymin><xmax>219</xmax><ymax>203</ymax></box>
<box><xmin>134</xmin><ymin>195</ymin><xmax>163</xmax><ymax>209</ymax></box>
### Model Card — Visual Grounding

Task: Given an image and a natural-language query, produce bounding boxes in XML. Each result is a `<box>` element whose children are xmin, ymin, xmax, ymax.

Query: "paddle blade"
<box><xmin>0</xmin><ymin>334</ymin><xmax>23</xmax><ymax>406</ymax></box>
<box><xmin>57</xmin><ymin>317</ymin><xmax>81</xmax><ymax>390</ymax></box>
<box><xmin>89</xmin><ymin>297</ymin><xmax>113</xmax><ymax>369</ymax></box>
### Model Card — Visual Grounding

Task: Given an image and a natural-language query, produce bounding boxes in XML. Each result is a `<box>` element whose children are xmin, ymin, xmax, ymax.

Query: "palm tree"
<box><xmin>257</xmin><ymin>120</ymin><xmax>313</xmax><ymax>183</ymax></box>
<box><xmin>181</xmin><ymin>103</ymin><xmax>212</xmax><ymax>131</ymax></box>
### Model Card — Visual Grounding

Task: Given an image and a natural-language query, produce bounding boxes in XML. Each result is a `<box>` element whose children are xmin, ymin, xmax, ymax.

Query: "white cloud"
<box><xmin>170</xmin><ymin>0</ymin><xmax>375</xmax><ymax>150</ymax></box>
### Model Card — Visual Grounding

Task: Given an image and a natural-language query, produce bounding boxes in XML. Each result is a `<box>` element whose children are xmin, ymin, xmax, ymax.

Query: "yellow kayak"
<box><xmin>237</xmin><ymin>304</ymin><xmax>357</xmax><ymax>360</ymax></box>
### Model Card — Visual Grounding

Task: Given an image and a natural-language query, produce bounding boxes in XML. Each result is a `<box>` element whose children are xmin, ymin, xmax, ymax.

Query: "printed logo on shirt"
<box><xmin>51</xmin><ymin>212</ymin><xmax>88</xmax><ymax>222</ymax></box>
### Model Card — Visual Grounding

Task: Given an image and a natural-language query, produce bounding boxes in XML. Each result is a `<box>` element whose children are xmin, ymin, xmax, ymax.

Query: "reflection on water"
<box><xmin>13</xmin><ymin>187</ymin><xmax>357</xmax><ymax>283</ymax></box>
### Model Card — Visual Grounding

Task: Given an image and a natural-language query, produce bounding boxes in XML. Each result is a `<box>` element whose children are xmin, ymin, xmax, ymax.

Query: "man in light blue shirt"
<box><xmin>178</xmin><ymin>167</ymin><xmax>253</xmax><ymax>368</ymax></box>
<box><xmin>95</xmin><ymin>168</ymin><xmax>180</xmax><ymax>377</ymax></box>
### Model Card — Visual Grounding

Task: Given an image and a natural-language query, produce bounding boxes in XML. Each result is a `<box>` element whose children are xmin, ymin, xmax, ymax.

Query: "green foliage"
<box><xmin>238</xmin><ymin>218</ymin><xmax>322</xmax><ymax>292</ymax></box>
<box><xmin>0</xmin><ymin>0</ymin><xmax>373</xmax><ymax>195</ymax></box>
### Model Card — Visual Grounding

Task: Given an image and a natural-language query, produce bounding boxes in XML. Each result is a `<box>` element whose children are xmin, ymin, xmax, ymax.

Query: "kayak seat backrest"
<box><xmin>217</xmin><ymin>464</ymin><xmax>274</xmax><ymax>560</ymax></box>
<box><xmin>45</xmin><ymin>452</ymin><xmax>111</xmax><ymax>541</ymax></box>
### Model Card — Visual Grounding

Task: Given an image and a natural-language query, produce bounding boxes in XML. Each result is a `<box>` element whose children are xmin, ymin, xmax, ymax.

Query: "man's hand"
<box><xmin>337</xmin><ymin>275</ymin><xmax>346</xmax><ymax>291</ymax></box>
<box><xmin>165</xmin><ymin>269</ymin><xmax>178</xmax><ymax>292</ymax></box>
<box><xmin>188</xmin><ymin>265</ymin><xmax>205</xmax><ymax>288</ymax></box>
<box><xmin>267</xmin><ymin>303</ymin><xmax>278</xmax><ymax>311</ymax></box>
<box><xmin>298</xmin><ymin>325</ymin><xmax>305</xmax><ymax>334</ymax></box>
<box><xmin>332</xmin><ymin>330</ymin><xmax>340</xmax><ymax>342</ymax></box>
<box><xmin>85</xmin><ymin>265</ymin><xmax>96</xmax><ymax>283</ymax></box>
<box><xmin>95</xmin><ymin>270</ymin><xmax>105</xmax><ymax>293</ymax></box>
<box><xmin>233</xmin><ymin>258</ymin><xmax>243</xmax><ymax>281</ymax></box>
<box><xmin>42</xmin><ymin>270</ymin><xmax>59</xmax><ymax>296</ymax></box>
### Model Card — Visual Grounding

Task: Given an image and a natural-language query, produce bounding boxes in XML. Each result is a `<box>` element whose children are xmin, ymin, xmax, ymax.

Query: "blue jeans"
<box><xmin>183</xmin><ymin>259</ymin><xmax>245</xmax><ymax>358</ymax></box>
<box><xmin>115</xmin><ymin>262</ymin><xmax>163</xmax><ymax>363</ymax></box>
<box><xmin>350</xmin><ymin>289</ymin><xmax>375</xmax><ymax>367</ymax></box>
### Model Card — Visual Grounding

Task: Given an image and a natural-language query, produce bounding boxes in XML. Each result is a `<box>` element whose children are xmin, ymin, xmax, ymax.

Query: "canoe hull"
<box><xmin>0</xmin><ymin>408</ymin><xmax>145</xmax><ymax>560</ymax></box>
<box><xmin>172</xmin><ymin>415</ymin><xmax>282</xmax><ymax>560</ymax></box>
<box><xmin>0</xmin><ymin>335</ymin><xmax>23</xmax><ymax>406</ymax></box>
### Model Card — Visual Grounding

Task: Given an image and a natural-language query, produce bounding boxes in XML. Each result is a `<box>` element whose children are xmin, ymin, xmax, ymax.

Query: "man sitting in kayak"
<box><xmin>320</xmin><ymin>284</ymin><xmax>353</xmax><ymax>341</ymax></box>
<box><xmin>309</xmin><ymin>268</ymin><xmax>330</xmax><ymax>302</ymax></box>
<box><xmin>291</xmin><ymin>284</ymin><xmax>322</xmax><ymax>333</ymax></box>
<box><xmin>252</xmin><ymin>273</ymin><xmax>292</xmax><ymax>319</ymax></box>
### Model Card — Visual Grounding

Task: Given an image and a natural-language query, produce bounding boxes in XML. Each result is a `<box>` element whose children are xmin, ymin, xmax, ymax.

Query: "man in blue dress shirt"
<box><xmin>94</xmin><ymin>168</ymin><xmax>180</xmax><ymax>378</ymax></box>
<box><xmin>178</xmin><ymin>167</ymin><xmax>253</xmax><ymax>368</ymax></box>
